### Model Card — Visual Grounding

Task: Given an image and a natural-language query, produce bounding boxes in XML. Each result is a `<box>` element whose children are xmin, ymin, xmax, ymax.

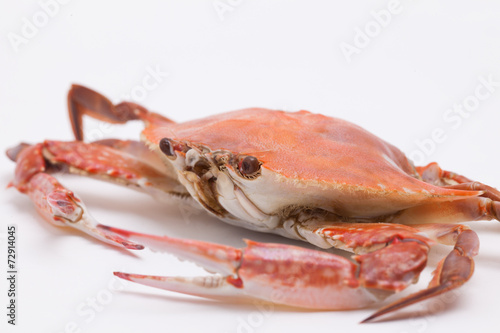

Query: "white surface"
<box><xmin>1</xmin><ymin>1</ymin><xmax>500</xmax><ymax>332</ymax></box>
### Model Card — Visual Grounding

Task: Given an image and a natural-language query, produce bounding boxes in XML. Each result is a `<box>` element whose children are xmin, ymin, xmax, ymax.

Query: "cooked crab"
<box><xmin>6</xmin><ymin>85</ymin><xmax>500</xmax><ymax>322</ymax></box>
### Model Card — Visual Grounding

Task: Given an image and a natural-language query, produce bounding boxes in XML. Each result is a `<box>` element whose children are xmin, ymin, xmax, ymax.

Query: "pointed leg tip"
<box><xmin>110</xmin><ymin>237</ymin><xmax>144</xmax><ymax>250</ymax></box>
<box><xmin>95</xmin><ymin>224</ymin><xmax>144</xmax><ymax>250</ymax></box>
<box><xmin>123</xmin><ymin>242</ymin><xmax>145</xmax><ymax>250</ymax></box>
<box><xmin>360</xmin><ymin>315</ymin><xmax>376</xmax><ymax>324</ymax></box>
<box><xmin>114</xmin><ymin>272</ymin><xmax>133</xmax><ymax>281</ymax></box>
<box><xmin>104</xmin><ymin>233</ymin><xmax>144</xmax><ymax>250</ymax></box>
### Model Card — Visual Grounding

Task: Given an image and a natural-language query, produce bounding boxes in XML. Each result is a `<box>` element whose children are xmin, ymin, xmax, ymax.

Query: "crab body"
<box><xmin>140</xmin><ymin>108</ymin><xmax>485</xmax><ymax>255</ymax></box>
<box><xmin>7</xmin><ymin>85</ymin><xmax>500</xmax><ymax>322</ymax></box>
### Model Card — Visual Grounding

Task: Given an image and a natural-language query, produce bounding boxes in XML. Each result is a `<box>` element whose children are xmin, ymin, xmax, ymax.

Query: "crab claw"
<box><xmin>361</xmin><ymin>228</ymin><xmax>479</xmax><ymax>323</ymax></box>
<box><xmin>33</xmin><ymin>174</ymin><xmax>145</xmax><ymax>250</ymax></box>
<box><xmin>110</xmin><ymin>227</ymin><xmax>380</xmax><ymax>310</ymax></box>
<box><xmin>22</xmin><ymin>170</ymin><xmax>144</xmax><ymax>250</ymax></box>
<box><xmin>105</xmin><ymin>226</ymin><xmax>242</xmax><ymax>276</ymax></box>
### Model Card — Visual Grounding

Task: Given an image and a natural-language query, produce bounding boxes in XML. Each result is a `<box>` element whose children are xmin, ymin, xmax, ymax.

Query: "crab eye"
<box><xmin>238</xmin><ymin>156</ymin><xmax>261</xmax><ymax>177</ymax></box>
<box><xmin>159</xmin><ymin>138</ymin><xmax>175</xmax><ymax>156</ymax></box>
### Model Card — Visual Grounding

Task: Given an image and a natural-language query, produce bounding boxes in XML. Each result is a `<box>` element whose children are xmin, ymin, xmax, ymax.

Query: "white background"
<box><xmin>1</xmin><ymin>1</ymin><xmax>500</xmax><ymax>332</ymax></box>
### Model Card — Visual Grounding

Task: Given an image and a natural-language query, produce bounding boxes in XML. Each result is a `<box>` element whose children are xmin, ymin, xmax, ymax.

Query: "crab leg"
<box><xmin>6</xmin><ymin>143</ymin><xmax>143</xmax><ymax>249</ymax></box>
<box><xmin>68</xmin><ymin>84</ymin><xmax>173</xmax><ymax>141</ymax></box>
<box><xmin>109</xmin><ymin>227</ymin><xmax>249</xmax><ymax>299</ymax></box>
<box><xmin>411</xmin><ymin>162</ymin><xmax>500</xmax><ymax>222</ymax></box>
<box><xmin>283</xmin><ymin>221</ymin><xmax>480</xmax><ymax>320</ymax></box>
<box><xmin>6</xmin><ymin>139</ymin><xmax>189</xmax><ymax>248</ymax></box>
<box><xmin>111</xmin><ymin>222</ymin><xmax>449</xmax><ymax>312</ymax></box>
<box><xmin>92</xmin><ymin>139</ymin><xmax>168</xmax><ymax>173</ymax></box>
<box><xmin>288</xmin><ymin>221</ymin><xmax>432</xmax><ymax>253</ymax></box>
<box><xmin>362</xmin><ymin>223</ymin><xmax>479</xmax><ymax>322</ymax></box>
<box><xmin>445</xmin><ymin>182</ymin><xmax>500</xmax><ymax>202</ymax></box>
<box><xmin>111</xmin><ymin>227</ymin><xmax>385</xmax><ymax>309</ymax></box>
<box><xmin>417</xmin><ymin>162</ymin><xmax>500</xmax><ymax>201</ymax></box>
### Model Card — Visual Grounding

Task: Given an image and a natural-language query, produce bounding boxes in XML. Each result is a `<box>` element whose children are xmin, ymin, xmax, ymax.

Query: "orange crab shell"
<box><xmin>141</xmin><ymin>108</ymin><xmax>480</xmax><ymax>216</ymax></box>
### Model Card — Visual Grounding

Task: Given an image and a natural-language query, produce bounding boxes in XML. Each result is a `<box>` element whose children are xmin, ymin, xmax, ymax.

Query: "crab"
<box><xmin>6</xmin><ymin>85</ymin><xmax>500</xmax><ymax>322</ymax></box>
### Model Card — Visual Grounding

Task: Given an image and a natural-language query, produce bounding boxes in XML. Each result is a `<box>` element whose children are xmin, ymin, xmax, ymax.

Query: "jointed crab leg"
<box><xmin>108</xmin><ymin>222</ymin><xmax>479</xmax><ymax>321</ymax></box>
<box><xmin>6</xmin><ymin>143</ymin><xmax>143</xmax><ymax>249</ymax></box>
<box><xmin>111</xmin><ymin>226</ymin><xmax>382</xmax><ymax>310</ymax></box>
<box><xmin>6</xmin><ymin>139</ymin><xmax>189</xmax><ymax>249</ymax></box>
<box><xmin>293</xmin><ymin>221</ymin><xmax>481</xmax><ymax>320</ymax></box>
<box><xmin>362</xmin><ymin>224</ymin><xmax>479</xmax><ymax>322</ymax></box>
<box><xmin>109</xmin><ymin>227</ymin><xmax>249</xmax><ymax>299</ymax></box>
<box><xmin>68</xmin><ymin>84</ymin><xmax>173</xmax><ymax>141</ymax></box>
<box><xmin>418</xmin><ymin>162</ymin><xmax>500</xmax><ymax>202</ymax></box>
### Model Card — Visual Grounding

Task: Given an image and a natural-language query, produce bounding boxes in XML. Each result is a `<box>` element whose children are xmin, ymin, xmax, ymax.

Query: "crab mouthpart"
<box><xmin>175</xmin><ymin>148</ymin><xmax>229</xmax><ymax>217</ymax></box>
<box><xmin>169</xmin><ymin>146</ymin><xmax>278</xmax><ymax>231</ymax></box>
